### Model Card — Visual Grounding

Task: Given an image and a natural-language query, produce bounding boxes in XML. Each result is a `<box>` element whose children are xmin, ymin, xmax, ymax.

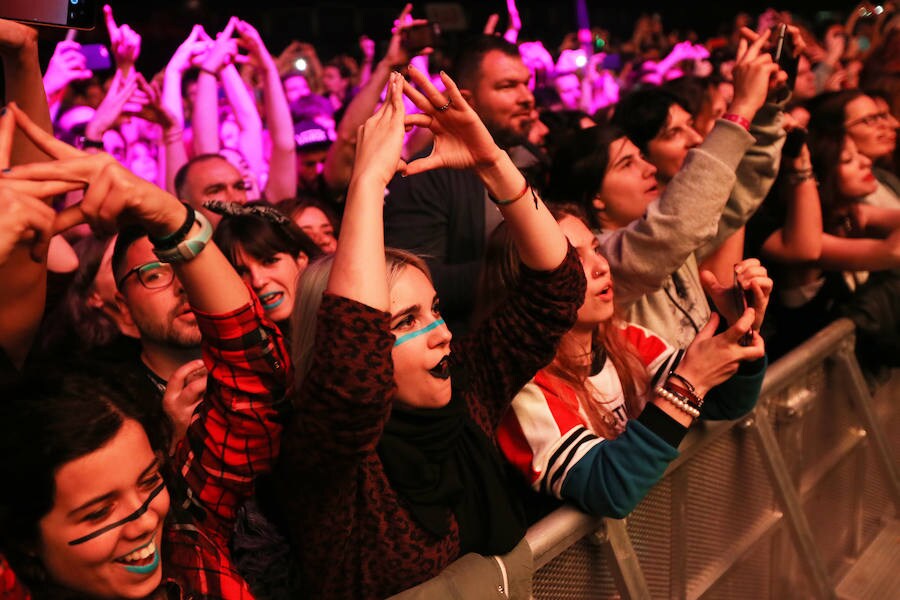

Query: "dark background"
<box><xmin>21</xmin><ymin>1</ymin><xmax>869</xmax><ymax>74</ymax></box>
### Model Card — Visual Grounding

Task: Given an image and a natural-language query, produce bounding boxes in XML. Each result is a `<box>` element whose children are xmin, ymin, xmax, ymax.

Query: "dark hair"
<box><xmin>41</xmin><ymin>235</ymin><xmax>121</xmax><ymax>353</ymax></box>
<box><xmin>661</xmin><ymin>76</ymin><xmax>707</xmax><ymax>117</ymax></box>
<box><xmin>807</xmin><ymin>90</ymin><xmax>866</xmax><ymax>220</ymax></box>
<box><xmin>278</xmin><ymin>196</ymin><xmax>341</xmax><ymax>238</ymax></box>
<box><xmin>0</xmin><ymin>364</ymin><xmax>161</xmax><ymax>589</ymax></box>
<box><xmin>112</xmin><ymin>225</ymin><xmax>150</xmax><ymax>290</ymax></box>
<box><xmin>213</xmin><ymin>205</ymin><xmax>323</xmax><ymax>268</ymax></box>
<box><xmin>173</xmin><ymin>153</ymin><xmax>230</xmax><ymax>200</ymax></box>
<box><xmin>475</xmin><ymin>209</ymin><xmax>648</xmax><ymax>438</ymax></box>
<box><xmin>546</xmin><ymin>124</ymin><xmax>627</xmax><ymax>230</ymax></box>
<box><xmin>611</xmin><ymin>88</ymin><xmax>684</xmax><ymax>154</ymax></box>
<box><xmin>451</xmin><ymin>35</ymin><xmax>521</xmax><ymax>91</ymax></box>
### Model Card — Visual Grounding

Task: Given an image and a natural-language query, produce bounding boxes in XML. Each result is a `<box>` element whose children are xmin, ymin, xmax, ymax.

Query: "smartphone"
<box><xmin>783</xmin><ymin>127</ymin><xmax>808</xmax><ymax>159</ymax></box>
<box><xmin>401</xmin><ymin>22</ymin><xmax>441</xmax><ymax>56</ymax></box>
<box><xmin>1</xmin><ymin>0</ymin><xmax>98</xmax><ymax>30</ymax></box>
<box><xmin>79</xmin><ymin>43</ymin><xmax>111</xmax><ymax>71</ymax></box>
<box><xmin>770</xmin><ymin>24</ymin><xmax>799</xmax><ymax>91</ymax></box>
<box><xmin>732</xmin><ymin>270</ymin><xmax>754</xmax><ymax>346</ymax></box>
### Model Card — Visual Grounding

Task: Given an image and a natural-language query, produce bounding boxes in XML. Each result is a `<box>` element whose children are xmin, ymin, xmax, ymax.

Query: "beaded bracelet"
<box><xmin>785</xmin><ymin>168</ymin><xmax>816</xmax><ymax>186</ymax></box>
<box><xmin>655</xmin><ymin>386</ymin><xmax>701</xmax><ymax>419</ymax></box>
<box><xmin>664</xmin><ymin>381</ymin><xmax>703</xmax><ymax>412</ymax></box>
<box><xmin>721</xmin><ymin>113</ymin><xmax>751</xmax><ymax>132</ymax></box>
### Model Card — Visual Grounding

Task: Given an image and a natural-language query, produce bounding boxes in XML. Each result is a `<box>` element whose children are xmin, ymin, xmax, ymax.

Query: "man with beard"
<box><xmin>111</xmin><ymin>225</ymin><xmax>207</xmax><ymax>448</ymax></box>
<box><xmin>384</xmin><ymin>35</ymin><xmax>539</xmax><ymax>333</ymax></box>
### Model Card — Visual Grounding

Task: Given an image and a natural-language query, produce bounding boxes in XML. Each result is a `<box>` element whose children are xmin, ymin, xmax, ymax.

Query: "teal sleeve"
<box><xmin>701</xmin><ymin>355</ymin><xmax>767</xmax><ymax>421</ymax></box>
<box><xmin>559</xmin><ymin>419</ymin><xmax>680</xmax><ymax>518</ymax></box>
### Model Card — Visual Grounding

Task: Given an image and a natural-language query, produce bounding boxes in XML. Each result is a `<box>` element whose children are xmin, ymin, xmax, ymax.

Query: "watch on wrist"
<box><xmin>152</xmin><ymin>211</ymin><xmax>214</xmax><ymax>264</ymax></box>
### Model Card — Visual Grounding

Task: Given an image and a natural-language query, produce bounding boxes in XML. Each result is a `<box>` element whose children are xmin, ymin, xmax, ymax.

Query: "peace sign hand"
<box><xmin>1</xmin><ymin>103</ymin><xmax>185</xmax><ymax>238</ymax></box>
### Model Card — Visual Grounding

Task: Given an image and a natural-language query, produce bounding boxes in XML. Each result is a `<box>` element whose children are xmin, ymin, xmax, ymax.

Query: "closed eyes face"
<box><xmin>38</xmin><ymin>419</ymin><xmax>170</xmax><ymax>599</ymax></box>
<box><xmin>389</xmin><ymin>266</ymin><xmax>453</xmax><ymax>409</ymax></box>
<box><xmin>837</xmin><ymin>137</ymin><xmax>877</xmax><ymax>199</ymax></box>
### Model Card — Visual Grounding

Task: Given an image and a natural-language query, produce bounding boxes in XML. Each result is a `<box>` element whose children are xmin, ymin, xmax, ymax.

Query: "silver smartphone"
<box><xmin>1</xmin><ymin>0</ymin><xmax>98</xmax><ymax>30</ymax></box>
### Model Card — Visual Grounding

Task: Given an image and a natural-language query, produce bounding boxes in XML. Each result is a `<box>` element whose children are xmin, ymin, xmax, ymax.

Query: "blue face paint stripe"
<box><xmin>393</xmin><ymin>318</ymin><xmax>446</xmax><ymax>347</ymax></box>
<box><xmin>67</xmin><ymin>482</ymin><xmax>166</xmax><ymax>546</ymax></box>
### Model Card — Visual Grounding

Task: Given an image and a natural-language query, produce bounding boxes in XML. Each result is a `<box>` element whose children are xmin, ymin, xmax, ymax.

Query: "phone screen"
<box><xmin>1</xmin><ymin>0</ymin><xmax>97</xmax><ymax>30</ymax></box>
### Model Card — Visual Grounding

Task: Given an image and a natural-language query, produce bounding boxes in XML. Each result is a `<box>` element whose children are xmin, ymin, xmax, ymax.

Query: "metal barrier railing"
<box><xmin>395</xmin><ymin>319</ymin><xmax>900</xmax><ymax>599</ymax></box>
<box><xmin>527</xmin><ymin>318</ymin><xmax>900</xmax><ymax>600</ymax></box>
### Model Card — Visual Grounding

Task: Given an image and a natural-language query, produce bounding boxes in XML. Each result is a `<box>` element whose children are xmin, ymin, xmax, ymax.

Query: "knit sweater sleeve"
<box><xmin>280</xmin><ymin>294</ymin><xmax>395</xmax><ymax>478</ymax></box>
<box><xmin>697</xmin><ymin>102</ymin><xmax>786</xmax><ymax>262</ymax></box>
<box><xmin>497</xmin><ymin>377</ymin><xmax>679</xmax><ymax>519</ymax></box>
<box><xmin>453</xmin><ymin>246</ymin><xmax>585</xmax><ymax>428</ymax></box>
<box><xmin>601</xmin><ymin>120</ymin><xmax>754</xmax><ymax>309</ymax></box>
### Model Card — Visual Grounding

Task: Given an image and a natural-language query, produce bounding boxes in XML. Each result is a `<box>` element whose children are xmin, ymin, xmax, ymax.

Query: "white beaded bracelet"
<box><xmin>655</xmin><ymin>386</ymin><xmax>701</xmax><ymax>419</ymax></box>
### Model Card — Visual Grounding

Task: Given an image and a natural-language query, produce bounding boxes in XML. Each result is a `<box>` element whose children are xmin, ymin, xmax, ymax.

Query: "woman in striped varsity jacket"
<box><xmin>489</xmin><ymin>206</ymin><xmax>771</xmax><ymax>518</ymax></box>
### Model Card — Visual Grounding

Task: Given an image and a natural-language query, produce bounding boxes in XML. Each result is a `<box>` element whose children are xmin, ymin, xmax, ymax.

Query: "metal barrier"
<box><xmin>527</xmin><ymin>318</ymin><xmax>900</xmax><ymax>599</ymax></box>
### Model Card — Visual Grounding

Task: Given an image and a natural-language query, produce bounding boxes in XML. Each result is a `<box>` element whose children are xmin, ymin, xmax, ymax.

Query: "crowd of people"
<box><xmin>0</xmin><ymin>1</ymin><xmax>897</xmax><ymax>598</ymax></box>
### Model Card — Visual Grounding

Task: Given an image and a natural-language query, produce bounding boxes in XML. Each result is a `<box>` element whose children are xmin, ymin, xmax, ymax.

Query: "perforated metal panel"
<box><xmin>532</xmin><ymin>536</ymin><xmax>620</xmax><ymax>599</ymax></box>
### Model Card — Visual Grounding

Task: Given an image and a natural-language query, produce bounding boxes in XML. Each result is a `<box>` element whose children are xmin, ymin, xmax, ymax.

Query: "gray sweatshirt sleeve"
<box><xmin>600</xmin><ymin>119</ymin><xmax>754</xmax><ymax>309</ymax></box>
<box><xmin>697</xmin><ymin>102</ymin><xmax>786</xmax><ymax>262</ymax></box>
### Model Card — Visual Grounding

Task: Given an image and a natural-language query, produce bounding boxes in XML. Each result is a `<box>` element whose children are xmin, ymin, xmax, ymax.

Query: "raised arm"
<box><xmin>604</xmin><ymin>30</ymin><xmax>778</xmax><ymax>306</ymax></box>
<box><xmin>193</xmin><ymin>19</ymin><xmax>239</xmax><ymax>155</ymax></box>
<box><xmin>323</xmin><ymin>3</ymin><xmax>426</xmax><ymax>195</ymax></box>
<box><xmin>236</xmin><ymin>19</ymin><xmax>296</xmax><ymax>203</ymax></box>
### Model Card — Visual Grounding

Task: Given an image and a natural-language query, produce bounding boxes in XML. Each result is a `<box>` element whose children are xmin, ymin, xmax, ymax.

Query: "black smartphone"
<box><xmin>783</xmin><ymin>127</ymin><xmax>808</xmax><ymax>159</ymax></box>
<box><xmin>770</xmin><ymin>23</ymin><xmax>799</xmax><ymax>91</ymax></box>
<box><xmin>79</xmin><ymin>43</ymin><xmax>112</xmax><ymax>71</ymax></box>
<box><xmin>401</xmin><ymin>22</ymin><xmax>441</xmax><ymax>56</ymax></box>
<box><xmin>1</xmin><ymin>0</ymin><xmax>98</xmax><ymax>30</ymax></box>
<box><xmin>732</xmin><ymin>270</ymin><xmax>754</xmax><ymax>346</ymax></box>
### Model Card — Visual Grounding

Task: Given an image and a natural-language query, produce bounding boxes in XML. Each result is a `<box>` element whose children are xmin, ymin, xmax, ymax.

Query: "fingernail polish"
<box><xmin>2</xmin><ymin>168</ymin><xmax>11</xmax><ymax>173</ymax></box>
<box><xmin>0</xmin><ymin>107</ymin><xmax>6</xmax><ymax>116</ymax></box>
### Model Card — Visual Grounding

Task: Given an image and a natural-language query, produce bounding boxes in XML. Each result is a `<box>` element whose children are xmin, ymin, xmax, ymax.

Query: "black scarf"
<box><xmin>378</xmin><ymin>379</ymin><xmax>526</xmax><ymax>556</ymax></box>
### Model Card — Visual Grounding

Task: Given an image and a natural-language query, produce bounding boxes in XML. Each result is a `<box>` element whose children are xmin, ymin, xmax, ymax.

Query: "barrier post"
<box><xmin>601</xmin><ymin>518</ymin><xmax>652</xmax><ymax>600</ymax></box>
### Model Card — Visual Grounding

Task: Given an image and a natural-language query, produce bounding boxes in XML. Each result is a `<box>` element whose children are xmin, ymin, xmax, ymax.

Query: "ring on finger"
<box><xmin>436</xmin><ymin>99</ymin><xmax>452</xmax><ymax>112</ymax></box>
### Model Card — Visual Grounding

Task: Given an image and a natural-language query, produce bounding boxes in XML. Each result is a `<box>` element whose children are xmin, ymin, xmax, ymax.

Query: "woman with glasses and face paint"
<box><xmin>0</xmin><ymin>100</ymin><xmax>290</xmax><ymax>599</ymax></box>
<box><xmin>274</xmin><ymin>70</ymin><xmax>584</xmax><ymax>599</ymax></box>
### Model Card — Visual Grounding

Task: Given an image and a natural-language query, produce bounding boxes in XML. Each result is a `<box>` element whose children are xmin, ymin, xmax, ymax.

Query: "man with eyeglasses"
<box><xmin>111</xmin><ymin>226</ymin><xmax>206</xmax><ymax>436</ymax></box>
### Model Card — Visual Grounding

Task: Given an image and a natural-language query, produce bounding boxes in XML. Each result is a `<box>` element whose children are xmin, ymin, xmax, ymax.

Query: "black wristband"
<box><xmin>149</xmin><ymin>203</ymin><xmax>196</xmax><ymax>250</ymax></box>
<box><xmin>638</xmin><ymin>402</ymin><xmax>689</xmax><ymax>448</ymax></box>
<box><xmin>77</xmin><ymin>136</ymin><xmax>105</xmax><ymax>150</ymax></box>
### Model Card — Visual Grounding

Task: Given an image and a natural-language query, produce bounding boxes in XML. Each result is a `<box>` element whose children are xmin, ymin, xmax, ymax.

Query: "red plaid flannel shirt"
<box><xmin>1</xmin><ymin>292</ymin><xmax>290</xmax><ymax>600</ymax></box>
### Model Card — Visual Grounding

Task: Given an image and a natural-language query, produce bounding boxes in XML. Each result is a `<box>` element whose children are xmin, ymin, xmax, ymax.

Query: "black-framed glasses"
<box><xmin>117</xmin><ymin>261</ymin><xmax>176</xmax><ymax>290</ymax></box>
<box><xmin>845</xmin><ymin>111</ymin><xmax>891</xmax><ymax>128</ymax></box>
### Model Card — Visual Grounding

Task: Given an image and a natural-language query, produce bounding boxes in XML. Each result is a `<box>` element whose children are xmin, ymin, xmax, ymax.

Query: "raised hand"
<box><xmin>0</xmin><ymin>107</ymin><xmax>81</xmax><ymax>263</ymax></box>
<box><xmin>728</xmin><ymin>27</ymin><xmax>781</xmax><ymax>122</ymax></box>
<box><xmin>200</xmin><ymin>17</ymin><xmax>241</xmax><ymax>75</ymax></box>
<box><xmin>84</xmin><ymin>69</ymin><xmax>138</xmax><ymax>142</ymax></box>
<box><xmin>128</xmin><ymin>73</ymin><xmax>176</xmax><ymax>130</ymax></box>
<box><xmin>352</xmin><ymin>71</ymin><xmax>407</xmax><ymax>189</ymax></box>
<box><xmin>166</xmin><ymin>25</ymin><xmax>209</xmax><ymax>76</ymax></box>
<box><xmin>2</xmin><ymin>103</ymin><xmax>184</xmax><ymax>238</ymax></box>
<box><xmin>43</xmin><ymin>41</ymin><xmax>93</xmax><ymax>97</ymax></box>
<box><xmin>163</xmin><ymin>358</ymin><xmax>207</xmax><ymax>451</ymax></box>
<box><xmin>700</xmin><ymin>258</ymin><xmax>773</xmax><ymax>332</ymax></box>
<box><xmin>674</xmin><ymin>310</ymin><xmax>766</xmax><ymax>398</ymax></box>
<box><xmin>383</xmin><ymin>3</ymin><xmax>430</xmax><ymax>66</ymax></box>
<box><xmin>103</xmin><ymin>5</ymin><xmax>141</xmax><ymax>71</ymax></box>
<box><xmin>401</xmin><ymin>66</ymin><xmax>504</xmax><ymax>174</ymax></box>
